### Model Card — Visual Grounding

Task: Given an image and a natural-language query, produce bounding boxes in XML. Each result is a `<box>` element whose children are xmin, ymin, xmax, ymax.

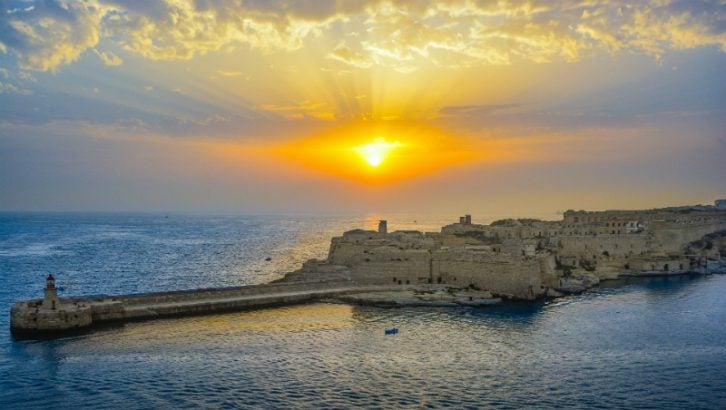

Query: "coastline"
<box><xmin>9</xmin><ymin>203</ymin><xmax>726</xmax><ymax>338</ymax></box>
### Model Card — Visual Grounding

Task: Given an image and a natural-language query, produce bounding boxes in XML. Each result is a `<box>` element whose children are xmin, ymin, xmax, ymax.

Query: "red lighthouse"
<box><xmin>46</xmin><ymin>274</ymin><xmax>56</xmax><ymax>289</ymax></box>
<box><xmin>42</xmin><ymin>274</ymin><xmax>60</xmax><ymax>310</ymax></box>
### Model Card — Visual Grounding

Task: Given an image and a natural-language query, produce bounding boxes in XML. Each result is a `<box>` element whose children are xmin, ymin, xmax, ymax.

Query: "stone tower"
<box><xmin>41</xmin><ymin>274</ymin><xmax>60</xmax><ymax>310</ymax></box>
<box><xmin>378</xmin><ymin>220</ymin><xmax>388</xmax><ymax>234</ymax></box>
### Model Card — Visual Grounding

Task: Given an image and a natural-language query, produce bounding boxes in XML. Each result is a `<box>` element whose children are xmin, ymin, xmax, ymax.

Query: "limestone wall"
<box><xmin>558</xmin><ymin>235</ymin><xmax>650</xmax><ymax>259</ymax></box>
<box><xmin>650</xmin><ymin>222</ymin><xmax>726</xmax><ymax>253</ymax></box>
<box><xmin>624</xmin><ymin>256</ymin><xmax>693</xmax><ymax>273</ymax></box>
<box><xmin>431</xmin><ymin>250</ymin><xmax>544</xmax><ymax>299</ymax></box>
<box><xmin>347</xmin><ymin>248</ymin><xmax>432</xmax><ymax>285</ymax></box>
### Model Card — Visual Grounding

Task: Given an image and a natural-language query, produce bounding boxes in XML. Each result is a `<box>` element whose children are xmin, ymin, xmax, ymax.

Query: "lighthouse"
<box><xmin>41</xmin><ymin>274</ymin><xmax>60</xmax><ymax>310</ymax></box>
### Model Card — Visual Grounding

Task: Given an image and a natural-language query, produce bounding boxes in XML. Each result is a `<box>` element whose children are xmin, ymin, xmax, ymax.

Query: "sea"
<box><xmin>1</xmin><ymin>213</ymin><xmax>725</xmax><ymax>409</ymax></box>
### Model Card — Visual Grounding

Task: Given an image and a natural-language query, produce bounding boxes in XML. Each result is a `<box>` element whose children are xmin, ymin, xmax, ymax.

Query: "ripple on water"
<box><xmin>2</xmin><ymin>215</ymin><xmax>726</xmax><ymax>409</ymax></box>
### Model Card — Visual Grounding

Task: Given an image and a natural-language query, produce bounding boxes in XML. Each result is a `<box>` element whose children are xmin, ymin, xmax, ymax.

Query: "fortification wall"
<box><xmin>624</xmin><ymin>256</ymin><xmax>692</xmax><ymax>273</ymax></box>
<box><xmin>650</xmin><ymin>222</ymin><xmax>726</xmax><ymax>253</ymax></box>
<box><xmin>558</xmin><ymin>235</ymin><xmax>650</xmax><ymax>259</ymax></box>
<box><xmin>431</xmin><ymin>251</ymin><xmax>543</xmax><ymax>300</ymax></box>
<box><xmin>557</xmin><ymin>221</ymin><xmax>725</xmax><ymax>258</ymax></box>
<box><xmin>564</xmin><ymin>208</ymin><xmax>726</xmax><ymax>227</ymax></box>
<box><xmin>348</xmin><ymin>248</ymin><xmax>432</xmax><ymax>285</ymax></box>
<box><xmin>322</xmin><ymin>237</ymin><xmax>555</xmax><ymax>299</ymax></box>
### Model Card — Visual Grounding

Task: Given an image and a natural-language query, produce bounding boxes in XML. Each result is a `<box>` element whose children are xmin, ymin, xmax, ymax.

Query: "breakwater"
<box><xmin>10</xmin><ymin>280</ymin><xmax>370</xmax><ymax>338</ymax></box>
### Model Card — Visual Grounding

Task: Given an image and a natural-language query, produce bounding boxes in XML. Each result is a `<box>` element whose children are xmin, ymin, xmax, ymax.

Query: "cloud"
<box><xmin>0</xmin><ymin>66</ymin><xmax>33</xmax><ymax>94</ymax></box>
<box><xmin>0</xmin><ymin>0</ymin><xmax>724</xmax><ymax>73</ymax></box>
<box><xmin>259</xmin><ymin>100</ymin><xmax>335</xmax><ymax>120</ymax></box>
<box><xmin>215</xmin><ymin>70</ymin><xmax>246</xmax><ymax>77</ymax></box>
<box><xmin>439</xmin><ymin>104</ymin><xmax>521</xmax><ymax>117</ymax></box>
<box><xmin>100</xmin><ymin>0</ymin><xmax>331</xmax><ymax>61</ymax></box>
<box><xmin>92</xmin><ymin>48</ymin><xmax>123</xmax><ymax>65</ymax></box>
<box><xmin>0</xmin><ymin>0</ymin><xmax>105</xmax><ymax>71</ymax></box>
<box><xmin>0</xmin><ymin>81</ymin><xmax>32</xmax><ymax>95</ymax></box>
<box><xmin>328</xmin><ymin>43</ymin><xmax>373</xmax><ymax>68</ymax></box>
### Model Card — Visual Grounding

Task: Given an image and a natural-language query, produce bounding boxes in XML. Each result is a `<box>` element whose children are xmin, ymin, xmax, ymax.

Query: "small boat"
<box><xmin>384</xmin><ymin>328</ymin><xmax>398</xmax><ymax>335</ymax></box>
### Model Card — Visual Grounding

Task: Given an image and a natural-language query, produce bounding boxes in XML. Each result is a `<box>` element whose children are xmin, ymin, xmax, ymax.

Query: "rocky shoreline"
<box><xmin>328</xmin><ymin>286</ymin><xmax>503</xmax><ymax>307</ymax></box>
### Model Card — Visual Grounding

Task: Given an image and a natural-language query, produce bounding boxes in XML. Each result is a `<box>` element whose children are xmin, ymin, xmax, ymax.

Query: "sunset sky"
<box><xmin>0</xmin><ymin>0</ymin><xmax>724</xmax><ymax>217</ymax></box>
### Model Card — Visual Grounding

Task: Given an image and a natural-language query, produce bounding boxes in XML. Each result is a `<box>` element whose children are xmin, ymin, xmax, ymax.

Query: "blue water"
<box><xmin>1</xmin><ymin>213</ymin><xmax>725</xmax><ymax>409</ymax></box>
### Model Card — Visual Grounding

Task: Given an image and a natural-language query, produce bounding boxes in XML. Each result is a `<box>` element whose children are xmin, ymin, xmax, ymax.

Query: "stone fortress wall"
<box><xmin>289</xmin><ymin>201</ymin><xmax>726</xmax><ymax>300</ymax></box>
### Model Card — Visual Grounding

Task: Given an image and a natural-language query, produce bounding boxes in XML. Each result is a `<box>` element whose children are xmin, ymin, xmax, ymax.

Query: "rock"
<box><xmin>546</xmin><ymin>288</ymin><xmax>564</xmax><ymax>298</ymax></box>
<box><xmin>555</xmin><ymin>276</ymin><xmax>592</xmax><ymax>294</ymax></box>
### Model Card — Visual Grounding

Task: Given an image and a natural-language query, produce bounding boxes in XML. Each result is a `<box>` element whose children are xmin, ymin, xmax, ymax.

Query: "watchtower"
<box><xmin>378</xmin><ymin>220</ymin><xmax>388</xmax><ymax>234</ymax></box>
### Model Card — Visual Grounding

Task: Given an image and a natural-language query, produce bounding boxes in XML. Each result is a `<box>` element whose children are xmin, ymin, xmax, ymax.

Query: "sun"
<box><xmin>272</xmin><ymin>120</ymin><xmax>481</xmax><ymax>184</ymax></box>
<box><xmin>354</xmin><ymin>137</ymin><xmax>402</xmax><ymax>167</ymax></box>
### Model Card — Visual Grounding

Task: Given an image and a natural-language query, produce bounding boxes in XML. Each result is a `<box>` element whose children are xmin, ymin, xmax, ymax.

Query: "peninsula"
<box><xmin>10</xmin><ymin>201</ymin><xmax>726</xmax><ymax>338</ymax></box>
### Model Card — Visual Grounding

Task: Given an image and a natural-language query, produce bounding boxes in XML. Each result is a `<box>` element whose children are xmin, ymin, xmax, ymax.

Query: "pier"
<box><xmin>10</xmin><ymin>278</ymin><xmax>367</xmax><ymax>338</ymax></box>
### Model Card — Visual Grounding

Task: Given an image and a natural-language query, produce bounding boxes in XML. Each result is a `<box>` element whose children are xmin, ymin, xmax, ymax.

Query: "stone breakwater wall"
<box><xmin>10</xmin><ymin>280</ymin><xmax>360</xmax><ymax>337</ymax></box>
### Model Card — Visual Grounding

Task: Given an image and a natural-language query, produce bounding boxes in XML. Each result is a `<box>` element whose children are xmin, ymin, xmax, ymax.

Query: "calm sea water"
<box><xmin>1</xmin><ymin>213</ymin><xmax>725</xmax><ymax>409</ymax></box>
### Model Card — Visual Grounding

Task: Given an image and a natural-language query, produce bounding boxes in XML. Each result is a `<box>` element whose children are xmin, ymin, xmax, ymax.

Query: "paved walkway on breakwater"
<box><xmin>10</xmin><ymin>281</ymin><xmax>427</xmax><ymax>338</ymax></box>
<box><xmin>118</xmin><ymin>284</ymin><xmax>377</xmax><ymax>320</ymax></box>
